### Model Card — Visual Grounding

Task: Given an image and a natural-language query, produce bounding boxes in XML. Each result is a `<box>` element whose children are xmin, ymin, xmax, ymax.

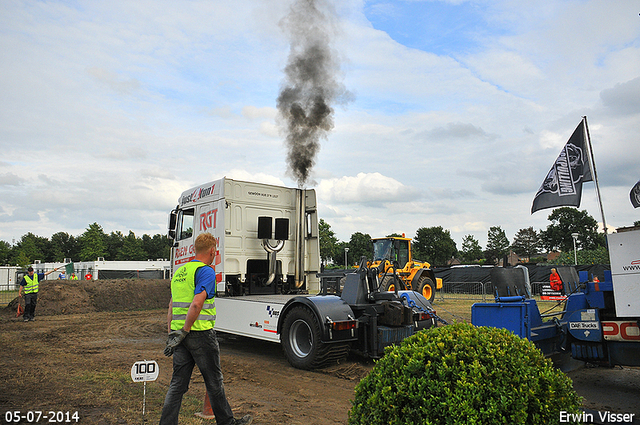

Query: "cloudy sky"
<box><xmin>1</xmin><ymin>0</ymin><xmax>639</xmax><ymax>251</ymax></box>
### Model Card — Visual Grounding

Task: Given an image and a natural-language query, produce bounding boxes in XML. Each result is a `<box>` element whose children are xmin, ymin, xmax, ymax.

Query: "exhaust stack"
<box><xmin>258</xmin><ymin>216</ymin><xmax>288</xmax><ymax>286</ymax></box>
<box><xmin>262</xmin><ymin>239</ymin><xmax>285</xmax><ymax>286</ymax></box>
<box><xmin>294</xmin><ymin>188</ymin><xmax>306</xmax><ymax>289</ymax></box>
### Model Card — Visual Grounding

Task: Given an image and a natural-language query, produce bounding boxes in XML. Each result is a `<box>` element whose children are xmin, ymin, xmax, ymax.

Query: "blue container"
<box><xmin>471</xmin><ymin>302</ymin><xmax>530</xmax><ymax>339</ymax></box>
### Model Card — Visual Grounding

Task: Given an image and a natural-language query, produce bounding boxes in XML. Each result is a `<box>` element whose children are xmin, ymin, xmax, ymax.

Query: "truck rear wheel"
<box><xmin>415</xmin><ymin>276</ymin><xmax>436</xmax><ymax>303</ymax></box>
<box><xmin>281</xmin><ymin>306</ymin><xmax>349</xmax><ymax>370</ymax></box>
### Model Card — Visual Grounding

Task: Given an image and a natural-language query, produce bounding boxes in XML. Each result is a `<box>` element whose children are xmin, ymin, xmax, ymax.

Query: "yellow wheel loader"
<box><xmin>369</xmin><ymin>236</ymin><xmax>442</xmax><ymax>302</ymax></box>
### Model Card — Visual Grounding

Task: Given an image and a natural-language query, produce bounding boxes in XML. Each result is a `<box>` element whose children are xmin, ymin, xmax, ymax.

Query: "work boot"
<box><xmin>232</xmin><ymin>415</ymin><xmax>252</xmax><ymax>425</ymax></box>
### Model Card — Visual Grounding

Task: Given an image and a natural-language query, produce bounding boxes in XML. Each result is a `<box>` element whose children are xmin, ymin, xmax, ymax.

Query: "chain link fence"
<box><xmin>1</xmin><ymin>268</ymin><xmax>19</xmax><ymax>306</ymax></box>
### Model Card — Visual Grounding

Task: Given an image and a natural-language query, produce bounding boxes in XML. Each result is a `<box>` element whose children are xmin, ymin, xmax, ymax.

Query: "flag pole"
<box><xmin>582</xmin><ymin>116</ymin><xmax>608</xmax><ymax>234</ymax></box>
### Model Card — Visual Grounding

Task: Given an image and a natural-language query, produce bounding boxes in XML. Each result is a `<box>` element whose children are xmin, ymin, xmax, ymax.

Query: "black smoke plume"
<box><xmin>277</xmin><ymin>0</ymin><xmax>350</xmax><ymax>188</ymax></box>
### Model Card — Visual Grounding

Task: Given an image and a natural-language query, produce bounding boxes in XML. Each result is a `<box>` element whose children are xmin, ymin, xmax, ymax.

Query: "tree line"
<box><xmin>320</xmin><ymin>208</ymin><xmax>637</xmax><ymax>268</ymax></box>
<box><xmin>0</xmin><ymin>222</ymin><xmax>173</xmax><ymax>268</ymax></box>
<box><xmin>3</xmin><ymin>208</ymin><xmax>636</xmax><ymax>269</ymax></box>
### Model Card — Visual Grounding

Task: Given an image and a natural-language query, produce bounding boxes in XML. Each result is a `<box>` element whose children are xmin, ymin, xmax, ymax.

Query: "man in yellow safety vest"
<box><xmin>19</xmin><ymin>266</ymin><xmax>61</xmax><ymax>322</ymax></box>
<box><xmin>159</xmin><ymin>233</ymin><xmax>252</xmax><ymax>425</ymax></box>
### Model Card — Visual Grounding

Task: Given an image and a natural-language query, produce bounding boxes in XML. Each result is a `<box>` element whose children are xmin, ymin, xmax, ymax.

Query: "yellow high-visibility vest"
<box><xmin>23</xmin><ymin>274</ymin><xmax>39</xmax><ymax>294</ymax></box>
<box><xmin>170</xmin><ymin>261</ymin><xmax>216</xmax><ymax>331</ymax></box>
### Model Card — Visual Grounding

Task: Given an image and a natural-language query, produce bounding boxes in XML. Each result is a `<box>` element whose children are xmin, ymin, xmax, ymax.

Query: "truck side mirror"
<box><xmin>168</xmin><ymin>209</ymin><xmax>178</xmax><ymax>239</ymax></box>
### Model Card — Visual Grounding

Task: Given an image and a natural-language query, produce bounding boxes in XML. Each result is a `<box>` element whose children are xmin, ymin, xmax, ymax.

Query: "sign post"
<box><xmin>131</xmin><ymin>360</ymin><xmax>159</xmax><ymax>423</ymax></box>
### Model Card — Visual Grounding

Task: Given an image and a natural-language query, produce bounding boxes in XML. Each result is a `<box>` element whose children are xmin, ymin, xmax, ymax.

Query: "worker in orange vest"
<box><xmin>549</xmin><ymin>268</ymin><xmax>563</xmax><ymax>291</ymax></box>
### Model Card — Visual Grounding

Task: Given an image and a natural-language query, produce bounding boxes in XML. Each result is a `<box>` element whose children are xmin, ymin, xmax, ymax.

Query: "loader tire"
<box><xmin>380</xmin><ymin>275</ymin><xmax>402</xmax><ymax>292</ymax></box>
<box><xmin>281</xmin><ymin>306</ymin><xmax>349</xmax><ymax>370</ymax></box>
<box><xmin>414</xmin><ymin>276</ymin><xmax>436</xmax><ymax>303</ymax></box>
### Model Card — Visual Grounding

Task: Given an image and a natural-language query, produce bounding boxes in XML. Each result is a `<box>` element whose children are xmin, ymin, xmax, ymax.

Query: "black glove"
<box><xmin>164</xmin><ymin>329</ymin><xmax>189</xmax><ymax>357</ymax></box>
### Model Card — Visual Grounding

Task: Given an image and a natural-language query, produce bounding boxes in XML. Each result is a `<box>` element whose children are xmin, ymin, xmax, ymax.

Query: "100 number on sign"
<box><xmin>131</xmin><ymin>360</ymin><xmax>159</xmax><ymax>382</ymax></box>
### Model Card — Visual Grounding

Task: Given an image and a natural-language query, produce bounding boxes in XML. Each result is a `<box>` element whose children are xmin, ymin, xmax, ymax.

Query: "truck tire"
<box><xmin>281</xmin><ymin>306</ymin><xmax>349</xmax><ymax>370</ymax></box>
<box><xmin>414</xmin><ymin>276</ymin><xmax>436</xmax><ymax>303</ymax></box>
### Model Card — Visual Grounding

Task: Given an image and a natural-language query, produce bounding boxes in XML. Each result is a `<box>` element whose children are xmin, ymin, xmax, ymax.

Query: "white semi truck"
<box><xmin>168</xmin><ymin>178</ymin><xmax>438</xmax><ymax>369</ymax></box>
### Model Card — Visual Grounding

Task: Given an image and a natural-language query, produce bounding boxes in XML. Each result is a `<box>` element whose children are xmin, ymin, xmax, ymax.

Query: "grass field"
<box><xmin>432</xmin><ymin>296</ymin><xmax>567</xmax><ymax>325</ymax></box>
<box><xmin>0</xmin><ymin>290</ymin><xmax>18</xmax><ymax>306</ymax></box>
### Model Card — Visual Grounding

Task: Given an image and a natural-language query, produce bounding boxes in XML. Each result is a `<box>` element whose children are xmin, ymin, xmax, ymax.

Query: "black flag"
<box><xmin>631</xmin><ymin>180</ymin><xmax>640</xmax><ymax>208</ymax></box>
<box><xmin>531</xmin><ymin>121</ymin><xmax>593</xmax><ymax>214</ymax></box>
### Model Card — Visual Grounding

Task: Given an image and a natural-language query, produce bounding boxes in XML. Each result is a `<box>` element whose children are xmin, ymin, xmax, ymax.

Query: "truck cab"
<box><xmin>168</xmin><ymin>177</ymin><xmax>320</xmax><ymax>296</ymax></box>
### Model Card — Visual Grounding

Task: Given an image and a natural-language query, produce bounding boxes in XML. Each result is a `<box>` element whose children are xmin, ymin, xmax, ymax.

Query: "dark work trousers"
<box><xmin>159</xmin><ymin>329</ymin><xmax>235</xmax><ymax>425</ymax></box>
<box><xmin>24</xmin><ymin>293</ymin><xmax>38</xmax><ymax>320</ymax></box>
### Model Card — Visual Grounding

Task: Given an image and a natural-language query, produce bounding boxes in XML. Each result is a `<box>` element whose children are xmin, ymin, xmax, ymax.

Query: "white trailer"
<box><xmin>31</xmin><ymin>260</ymin><xmax>169</xmax><ymax>280</ymax></box>
<box><xmin>608</xmin><ymin>227</ymin><xmax>640</xmax><ymax>318</ymax></box>
<box><xmin>168</xmin><ymin>178</ymin><xmax>437</xmax><ymax>368</ymax></box>
<box><xmin>0</xmin><ymin>266</ymin><xmax>18</xmax><ymax>290</ymax></box>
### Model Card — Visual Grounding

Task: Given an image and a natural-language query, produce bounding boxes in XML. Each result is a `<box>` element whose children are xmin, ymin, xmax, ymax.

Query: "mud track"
<box><xmin>1</xmin><ymin>279</ymin><xmax>638</xmax><ymax>424</ymax></box>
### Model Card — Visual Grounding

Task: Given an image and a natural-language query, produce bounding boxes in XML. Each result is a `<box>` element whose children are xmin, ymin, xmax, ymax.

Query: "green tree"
<box><xmin>484</xmin><ymin>226</ymin><xmax>510</xmax><ymax>265</ymax></box>
<box><xmin>79</xmin><ymin>222</ymin><xmax>107</xmax><ymax>261</ymax></box>
<box><xmin>13</xmin><ymin>232</ymin><xmax>49</xmax><ymax>263</ymax></box>
<box><xmin>540</xmin><ymin>207</ymin><xmax>604</xmax><ymax>252</ymax></box>
<box><xmin>319</xmin><ymin>219</ymin><xmax>339</xmax><ymax>266</ymax></box>
<box><xmin>348</xmin><ymin>232</ymin><xmax>372</xmax><ymax>267</ymax></box>
<box><xmin>413</xmin><ymin>226</ymin><xmax>457</xmax><ymax>266</ymax></box>
<box><xmin>106</xmin><ymin>231</ymin><xmax>125</xmax><ymax>261</ymax></box>
<box><xmin>551</xmin><ymin>246</ymin><xmax>610</xmax><ymax>265</ymax></box>
<box><xmin>334</xmin><ymin>241</ymin><xmax>350</xmax><ymax>267</ymax></box>
<box><xmin>50</xmin><ymin>232</ymin><xmax>80</xmax><ymax>262</ymax></box>
<box><xmin>142</xmin><ymin>234</ymin><xmax>172</xmax><ymax>260</ymax></box>
<box><xmin>460</xmin><ymin>235</ymin><xmax>483</xmax><ymax>263</ymax></box>
<box><xmin>511</xmin><ymin>227</ymin><xmax>542</xmax><ymax>261</ymax></box>
<box><xmin>118</xmin><ymin>231</ymin><xmax>146</xmax><ymax>261</ymax></box>
<box><xmin>14</xmin><ymin>251</ymin><xmax>31</xmax><ymax>269</ymax></box>
<box><xmin>0</xmin><ymin>240</ymin><xmax>11</xmax><ymax>265</ymax></box>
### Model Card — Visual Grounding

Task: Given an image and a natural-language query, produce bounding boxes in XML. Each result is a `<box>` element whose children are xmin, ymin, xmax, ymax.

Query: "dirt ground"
<box><xmin>1</xmin><ymin>280</ymin><xmax>638</xmax><ymax>424</ymax></box>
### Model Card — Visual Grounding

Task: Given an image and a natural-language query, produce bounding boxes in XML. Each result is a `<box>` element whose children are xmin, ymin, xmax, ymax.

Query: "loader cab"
<box><xmin>372</xmin><ymin>238</ymin><xmax>410</xmax><ymax>267</ymax></box>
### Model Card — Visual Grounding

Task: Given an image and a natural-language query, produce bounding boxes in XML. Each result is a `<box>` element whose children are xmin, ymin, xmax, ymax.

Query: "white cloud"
<box><xmin>317</xmin><ymin>172</ymin><xmax>419</xmax><ymax>204</ymax></box>
<box><xmin>0</xmin><ymin>173</ymin><xmax>26</xmax><ymax>186</ymax></box>
<box><xmin>0</xmin><ymin>0</ymin><xmax>638</xmax><ymax>250</ymax></box>
<box><xmin>225</xmin><ymin>169</ymin><xmax>286</xmax><ymax>187</ymax></box>
<box><xmin>242</xmin><ymin>105</ymin><xmax>278</xmax><ymax>120</ymax></box>
<box><xmin>86</xmin><ymin>67</ymin><xmax>141</xmax><ymax>95</ymax></box>
<box><xmin>600</xmin><ymin>77</ymin><xmax>640</xmax><ymax>115</ymax></box>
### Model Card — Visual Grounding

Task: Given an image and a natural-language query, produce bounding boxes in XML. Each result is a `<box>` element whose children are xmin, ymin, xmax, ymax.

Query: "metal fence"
<box><xmin>437</xmin><ymin>281</ymin><xmax>560</xmax><ymax>303</ymax></box>
<box><xmin>0</xmin><ymin>289</ymin><xmax>18</xmax><ymax>306</ymax></box>
<box><xmin>438</xmin><ymin>281</ymin><xmax>488</xmax><ymax>302</ymax></box>
<box><xmin>0</xmin><ymin>267</ymin><xmax>18</xmax><ymax>306</ymax></box>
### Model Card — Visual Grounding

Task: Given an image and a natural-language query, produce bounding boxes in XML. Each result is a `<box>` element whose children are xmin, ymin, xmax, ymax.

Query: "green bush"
<box><xmin>349</xmin><ymin>322</ymin><xmax>582</xmax><ymax>425</ymax></box>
